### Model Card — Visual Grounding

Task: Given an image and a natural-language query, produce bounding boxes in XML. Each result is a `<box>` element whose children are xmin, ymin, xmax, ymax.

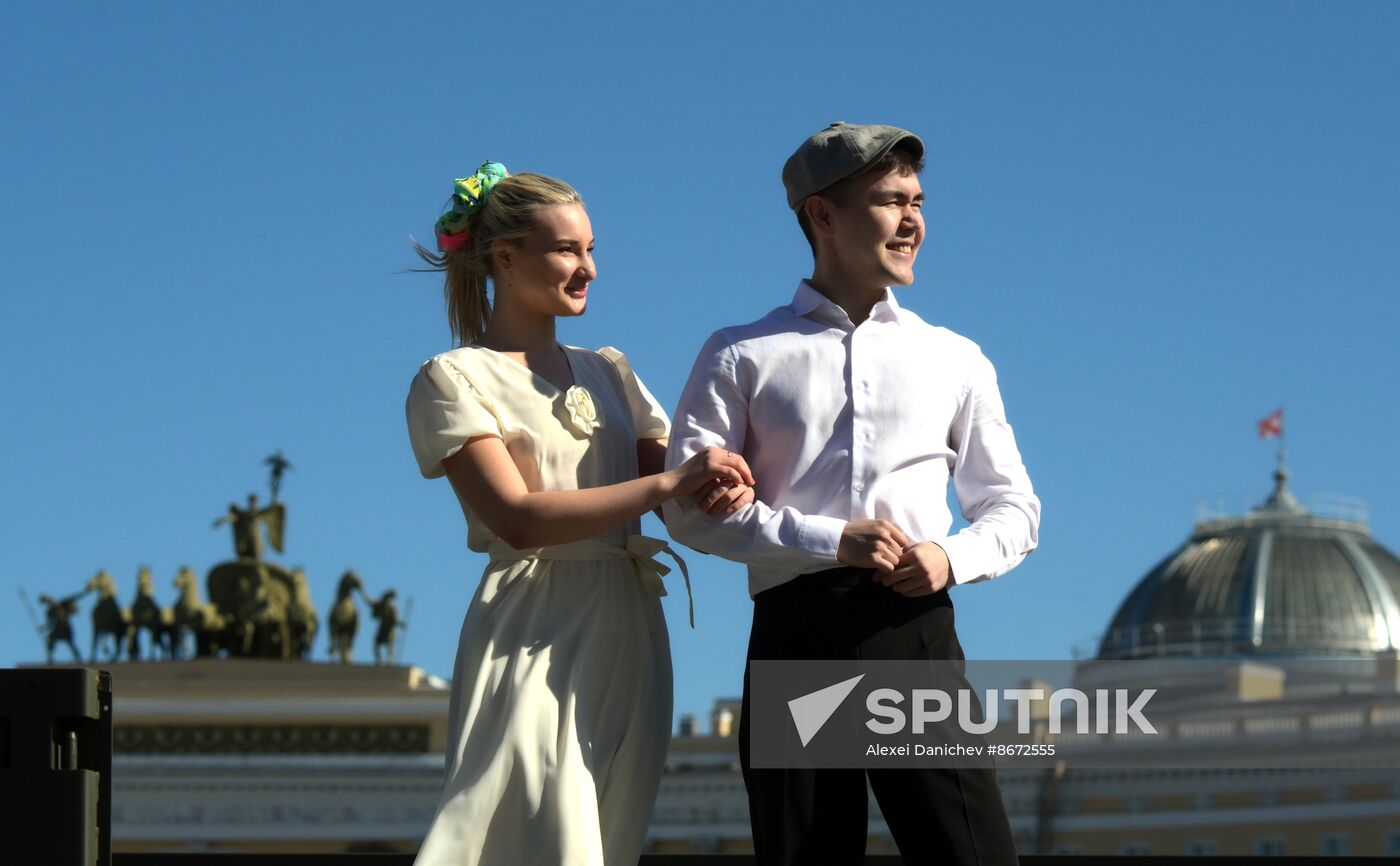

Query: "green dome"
<box><xmin>1098</xmin><ymin>469</ymin><xmax>1400</xmax><ymax>660</ymax></box>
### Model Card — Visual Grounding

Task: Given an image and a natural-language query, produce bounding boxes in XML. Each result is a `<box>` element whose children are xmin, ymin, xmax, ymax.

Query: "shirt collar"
<box><xmin>791</xmin><ymin>280</ymin><xmax>905</xmax><ymax>327</ymax></box>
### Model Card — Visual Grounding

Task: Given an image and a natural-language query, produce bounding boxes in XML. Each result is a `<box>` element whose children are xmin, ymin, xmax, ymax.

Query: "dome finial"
<box><xmin>1259</xmin><ymin>449</ymin><xmax>1307</xmax><ymax>515</ymax></box>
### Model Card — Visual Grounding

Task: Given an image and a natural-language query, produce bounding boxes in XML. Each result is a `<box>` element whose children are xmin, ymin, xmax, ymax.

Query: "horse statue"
<box><xmin>173</xmin><ymin>565</ymin><xmax>228</xmax><ymax>658</ymax></box>
<box><xmin>86</xmin><ymin>570</ymin><xmax>130</xmax><ymax>661</ymax></box>
<box><xmin>127</xmin><ymin>566</ymin><xmax>176</xmax><ymax>660</ymax></box>
<box><xmin>327</xmin><ymin>570</ymin><xmax>364</xmax><ymax>663</ymax></box>
<box><xmin>158</xmin><ymin>606</ymin><xmax>179</xmax><ymax>658</ymax></box>
<box><xmin>288</xmin><ymin>567</ymin><xmax>319</xmax><ymax>660</ymax></box>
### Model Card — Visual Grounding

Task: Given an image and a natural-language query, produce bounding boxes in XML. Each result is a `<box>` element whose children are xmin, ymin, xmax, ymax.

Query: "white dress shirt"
<box><xmin>663</xmin><ymin>280</ymin><xmax>1040</xmax><ymax>598</ymax></box>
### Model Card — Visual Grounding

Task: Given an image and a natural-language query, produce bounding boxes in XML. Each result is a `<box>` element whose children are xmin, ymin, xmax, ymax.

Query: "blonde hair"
<box><xmin>414</xmin><ymin>172</ymin><xmax>583</xmax><ymax>345</ymax></box>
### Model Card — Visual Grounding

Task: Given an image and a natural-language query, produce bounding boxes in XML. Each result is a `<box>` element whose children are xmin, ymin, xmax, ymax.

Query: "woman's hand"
<box><xmin>667</xmin><ymin>446</ymin><xmax>755</xmax><ymax>498</ymax></box>
<box><xmin>693</xmin><ymin>478</ymin><xmax>756</xmax><ymax>515</ymax></box>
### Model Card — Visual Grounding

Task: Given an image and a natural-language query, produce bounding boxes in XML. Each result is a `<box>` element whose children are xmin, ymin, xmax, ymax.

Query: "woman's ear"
<box><xmin>491</xmin><ymin>237</ymin><xmax>513</xmax><ymax>274</ymax></box>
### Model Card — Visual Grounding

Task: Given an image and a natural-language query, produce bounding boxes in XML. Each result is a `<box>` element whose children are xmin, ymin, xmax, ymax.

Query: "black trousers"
<box><xmin>739</xmin><ymin>566</ymin><xmax>1019</xmax><ymax>866</ymax></box>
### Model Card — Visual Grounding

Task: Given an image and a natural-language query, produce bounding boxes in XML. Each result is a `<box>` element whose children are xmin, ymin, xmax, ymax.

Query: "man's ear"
<box><xmin>803</xmin><ymin>195</ymin><xmax>837</xmax><ymax>241</ymax></box>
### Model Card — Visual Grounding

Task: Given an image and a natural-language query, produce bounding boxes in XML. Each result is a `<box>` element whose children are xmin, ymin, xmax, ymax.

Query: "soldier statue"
<box><xmin>38</xmin><ymin>590</ymin><xmax>88</xmax><ymax>664</ymax></box>
<box><xmin>367</xmin><ymin>589</ymin><xmax>401</xmax><ymax>665</ymax></box>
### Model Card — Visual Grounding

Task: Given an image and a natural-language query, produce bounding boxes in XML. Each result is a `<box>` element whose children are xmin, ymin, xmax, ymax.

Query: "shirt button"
<box><xmin>853</xmin><ymin>481</ymin><xmax>866</xmax><ymax>493</ymax></box>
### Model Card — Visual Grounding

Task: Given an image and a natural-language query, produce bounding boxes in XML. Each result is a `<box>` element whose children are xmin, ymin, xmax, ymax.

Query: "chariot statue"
<box><xmin>22</xmin><ymin>452</ymin><xmax>389</xmax><ymax>665</ymax></box>
<box><xmin>207</xmin><ymin>489</ymin><xmax>301</xmax><ymax>659</ymax></box>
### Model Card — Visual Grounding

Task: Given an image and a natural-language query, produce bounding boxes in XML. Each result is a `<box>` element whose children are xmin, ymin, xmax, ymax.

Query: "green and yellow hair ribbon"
<box><xmin>436</xmin><ymin>161</ymin><xmax>509</xmax><ymax>252</ymax></box>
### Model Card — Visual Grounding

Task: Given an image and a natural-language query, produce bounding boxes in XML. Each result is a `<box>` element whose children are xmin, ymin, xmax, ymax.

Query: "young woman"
<box><xmin>405</xmin><ymin>163</ymin><xmax>753</xmax><ymax>865</ymax></box>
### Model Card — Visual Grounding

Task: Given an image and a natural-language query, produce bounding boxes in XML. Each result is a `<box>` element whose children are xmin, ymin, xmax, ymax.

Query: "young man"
<box><xmin>664</xmin><ymin>122</ymin><xmax>1040</xmax><ymax>865</ymax></box>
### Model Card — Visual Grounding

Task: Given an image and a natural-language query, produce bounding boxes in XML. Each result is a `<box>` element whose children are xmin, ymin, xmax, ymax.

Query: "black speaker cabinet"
<box><xmin>0</xmin><ymin>667</ymin><xmax>112</xmax><ymax>865</ymax></box>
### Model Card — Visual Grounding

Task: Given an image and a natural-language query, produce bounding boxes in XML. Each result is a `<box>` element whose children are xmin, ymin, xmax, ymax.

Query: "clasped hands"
<box><xmin>692</xmin><ymin>463</ymin><xmax>950</xmax><ymax>597</ymax></box>
<box><xmin>836</xmin><ymin>519</ymin><xmax>951</xmax><ymax>597</ymax></box>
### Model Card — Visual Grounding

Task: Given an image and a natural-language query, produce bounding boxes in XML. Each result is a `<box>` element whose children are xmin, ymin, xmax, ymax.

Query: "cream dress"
<box><xmin>405</xmin><ymin>344</ymin><xmax>683</xmax><ymax>866</ymax></box>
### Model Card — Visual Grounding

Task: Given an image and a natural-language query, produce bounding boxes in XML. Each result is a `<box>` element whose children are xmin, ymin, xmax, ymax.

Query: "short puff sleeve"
<box><xmin>597</xmin><ymin>346</ymin><xmax>670</xmax><ymax>439</ymax></box>
<box><xmin>405</xmin><ymin>356</ymin><xmax>503</xmax><ymax>479</ymax></box>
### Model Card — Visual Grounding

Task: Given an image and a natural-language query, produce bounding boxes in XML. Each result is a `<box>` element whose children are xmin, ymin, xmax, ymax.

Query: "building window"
<box><xmin>1385</xmin><ymin>830</ymin><xmax>1400</xmax><ymax>856</ymax></box>
<box><xmin>1119</xmin><ymin>841</ymin><xmax>1151</xmax><ymax>855</ymax></box>
<box><xmin>1186</xmin><ymin>840</ymin><xmax>1220</xmax><ymax>855</ymax></box>
<box><xmin>1255</xmin><ymin>837</ymin><xmax>1286</xmax><ymax>856</ymax></box>
<box><xmin>1320</xmin><ymin>833</ymin><xmax>1351</xmax><ymax>855</ymax></box>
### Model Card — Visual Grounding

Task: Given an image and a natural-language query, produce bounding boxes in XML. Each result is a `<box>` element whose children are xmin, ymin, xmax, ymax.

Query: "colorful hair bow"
<box><xmin>435</xmin><ymin>161</ymin><xmax>510</xmax><ymax>252</ymax></box>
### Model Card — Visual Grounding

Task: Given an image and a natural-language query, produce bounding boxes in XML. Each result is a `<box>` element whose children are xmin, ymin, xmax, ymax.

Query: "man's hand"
<box><xmin>837</xmin><ymin>519</ymin><xmax>910</xmax><ymax>573</ymax></box>
<box><xmin>874</xmin><ymin>542</ymin><xmax>952</xmax><ymax>597</ymax></box>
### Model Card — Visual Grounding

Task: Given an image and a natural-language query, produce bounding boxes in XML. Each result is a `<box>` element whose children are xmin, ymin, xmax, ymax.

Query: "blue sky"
<box><xmin>3</xmin><ymin>2</ymin><xmax>1398</xmax><ymax>725</ymax></box>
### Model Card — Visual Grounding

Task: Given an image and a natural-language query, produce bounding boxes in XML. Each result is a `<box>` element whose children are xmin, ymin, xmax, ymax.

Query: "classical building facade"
<box><xmin>108</xmin><ymin>660</ymin><xmax>447</xmax><ymax>854</ymax></box>
<box><xmin>96</xmin><ymin>468</ymin><xmax>1400</xmax><ymax>856</ymax></box>
<box><xmin>655</xmin><ymin>467</ymin><xmax>1400</xmax><ymax>857</ymax></box>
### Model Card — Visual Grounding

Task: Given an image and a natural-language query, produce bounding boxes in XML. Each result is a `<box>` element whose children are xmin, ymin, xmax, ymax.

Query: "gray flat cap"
<box><xmin>782</xmin><ymin>121</ymin><xmax>924</xmax><ymax>210</ymax></box>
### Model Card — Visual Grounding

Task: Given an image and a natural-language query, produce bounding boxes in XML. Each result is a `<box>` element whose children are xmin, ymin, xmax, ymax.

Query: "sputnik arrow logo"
<box><xmin>787</xmin><ymin>674</ymin><xmax>865</xmax><ymax>747</ymax></box>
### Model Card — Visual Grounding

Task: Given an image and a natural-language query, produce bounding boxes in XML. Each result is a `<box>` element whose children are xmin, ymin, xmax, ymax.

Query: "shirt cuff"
<box><xmin>934</xmin><ymin>533</ymin><xmax>988</xmax><ymax>586</ymax></box>
<box><xmin>797</xmin><ymin>514</ymin><xmax>846</xmax><ymax>561</ymax></box>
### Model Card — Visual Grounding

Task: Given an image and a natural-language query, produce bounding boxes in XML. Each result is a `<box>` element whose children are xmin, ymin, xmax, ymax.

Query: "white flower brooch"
<box><xmin>563</xmin><ymin>385</ymin><xmax>603</xmax><ymax>437</ymax></box>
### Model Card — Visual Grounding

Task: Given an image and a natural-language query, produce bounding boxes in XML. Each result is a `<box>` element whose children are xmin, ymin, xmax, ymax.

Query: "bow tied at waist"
<box><xmin>486</xmin><ymin>535</ymin><xmax>695</xmax><ymax>628</ymax></box>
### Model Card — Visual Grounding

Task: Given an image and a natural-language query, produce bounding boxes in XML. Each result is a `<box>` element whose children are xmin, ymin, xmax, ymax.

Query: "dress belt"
<box><xmin>486</xmin><ymin>534</ymin><xmax>694</xmax><ymax>628</ymax></box>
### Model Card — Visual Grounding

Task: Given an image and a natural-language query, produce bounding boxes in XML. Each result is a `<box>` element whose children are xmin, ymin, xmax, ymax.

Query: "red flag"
<box><xmin>1257</xmin><ymin>408</ymin><xmax>1283</xmax><ymax>439</ymax></box>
